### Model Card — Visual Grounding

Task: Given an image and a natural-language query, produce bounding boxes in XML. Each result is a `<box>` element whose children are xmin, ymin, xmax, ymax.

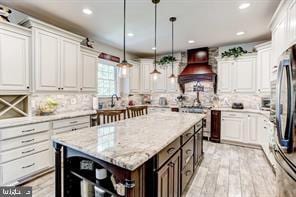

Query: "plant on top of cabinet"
<box><xmin>221</xmin><ymin>47</ymin><xmax>248</xmax><ymax>58</ymax></box>
<box><xmin>157</xmin><ymin>55</ymin><xmax>177</xmax><ymax>68</ymax></box>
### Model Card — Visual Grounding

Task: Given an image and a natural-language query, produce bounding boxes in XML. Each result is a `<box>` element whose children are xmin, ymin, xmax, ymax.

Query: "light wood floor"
<box><xmin>24</xmin><ymin>141</ymin><xmax>276</xmax><ymax>197</ymax></box>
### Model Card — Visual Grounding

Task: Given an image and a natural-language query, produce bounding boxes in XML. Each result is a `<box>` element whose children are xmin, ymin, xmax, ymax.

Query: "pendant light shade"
<box><xmin>169</xmin><ymin>16</ymin><xmax>177</xmax><ymax>83</ymax></box>
<box><xmin>117</xmin><ymin>0</ymin><xmax>132</xmax><ymax>76</ymax></box>
<box><xmin>150</xmin><ymin>0</ymin><xmax>161</xmax><ymax>80</ymax></box>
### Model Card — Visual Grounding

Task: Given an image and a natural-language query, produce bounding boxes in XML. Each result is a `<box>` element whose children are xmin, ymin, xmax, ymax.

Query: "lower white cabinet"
<box><xmin>0</xmin><ymin>115</ymin><xmax>91</xmax><ymax>186</ymax></box>
<box><xmin>0</xmin><ymin>150</ymin><xmax>50</xmax><ymax>185</ymax></box>
<box><xmin>221</xmin><ymin>112</ymin><xmax>260</xmax><ymax>145</ymax></box>
<box><xmin>221</xmin><ymin>113</ymin><xmax>244</xmax><ymax>142</ymax></box>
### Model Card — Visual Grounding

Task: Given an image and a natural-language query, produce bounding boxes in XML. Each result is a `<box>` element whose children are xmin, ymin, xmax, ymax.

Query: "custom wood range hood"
<box><xmin>178</xmin><ymin>47</ymin><xmax>216</xmax><ymax>93</ymax></box>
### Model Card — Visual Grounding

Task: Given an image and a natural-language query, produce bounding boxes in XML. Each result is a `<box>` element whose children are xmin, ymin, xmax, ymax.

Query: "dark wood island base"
<box><xmin>53</xmin><ymin>119</ymin><xmax>204</xmax><ymax>197</ymax></box>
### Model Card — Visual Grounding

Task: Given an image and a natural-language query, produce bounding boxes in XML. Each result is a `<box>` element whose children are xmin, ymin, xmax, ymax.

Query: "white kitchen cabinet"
<box><xmin>21</xmin><ymin>17</ymin><xmax>84</xmax><ymax>92</ymax></box>
<box><xmin>129</xmin><ymin>61</ymin><xmax>141</xmax><ymax>93</ymax></box>
<box><xmin>0</xmin><ymin>22</ymin><xmax>31</xmax><ymax>92</ymax></box>
<box><xmin>166</xmin><ymin>63</ymin><xmax>180</xmax><ymax>93</ymax></box>
<box><xmin>234</xmin><ymin>57</ymin><xmax>256</xmax><ymax>93</ymax></box>
<box><xmin>35</xmin><ymin>29</ymin><xmax>61</xmax><ymax>91</ymax></box>
<box><xmin>221</xmin><ymin>116</ymin><xmax>244</xmax><ymax>143</ymax></box>
<box><xmin>80</xmin><ymin>46</ymin><xmax>98</xmax><ymax>92</ymax></box>
<box><xmin>246</xmin><ymin>114</ymin><xmax>259</xmax><ymax>144</ymax></box>
<box><xmin>287</xmin><ymin>0</ymin><xmax>296</xmax><ymax>47</ymax></box>
<box><xmin>140</xmin><ymin>59</ymin><xmax>153</xmax><ymax>93</ymax></box>
<box><xmin>255</xmin><ymin>42</ymin><xmax>272</xmax><ymax>94</ymax></box>
<box><xmin>271</xmin><ymin>12</ymin><xmax>287</xmax><ymax>67</ymax></box>
<box><xmin>60</xmin><ymin>38</ymin><xmax>80</xmax><ymax>91</ymax></box>
<box><xmin>217</xmin><ymin>54</ymin><xmax>256</xmax><ymax>94</ymax></box>
<box><xmin>152</xmin><ymin>66</ymin><xmax>166</xmax><ymax>93</ymax></box>
<box><xmin>217</xmin><ymin>61</ymin><xmax>233</xmax><ymax>93</ymax></box>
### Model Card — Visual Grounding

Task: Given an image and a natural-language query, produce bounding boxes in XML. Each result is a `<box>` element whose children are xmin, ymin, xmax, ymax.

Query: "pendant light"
<box><xmin>169</xmin><ymin>16</ymin><xmax>177</xmax><ymax>84</ymax></box>
<box><xmin>150</xmin><ymin>0</ymin><xmax>161</xmax><ymax>80</ymax></box>
<box><xmin>117</xmin><ymin>0</ymin><xmax>132</xmax><ymax>76</ymax></box>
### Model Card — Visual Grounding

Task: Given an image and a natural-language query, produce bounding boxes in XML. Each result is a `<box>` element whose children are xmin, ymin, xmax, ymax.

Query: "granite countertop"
<box><xmin>52</xmin><ymin>112</ymin><xmax>205</xmax><ymax>171</ymax></box>
<box><xmin>212</xmin><ymin>107</ymin><xmax>270</xmax><ymax>118</ymax></box>
<box><xmin>0</xmin><ymin>110</ymin><xmax>97</xmax><ymax>128</ymax></box>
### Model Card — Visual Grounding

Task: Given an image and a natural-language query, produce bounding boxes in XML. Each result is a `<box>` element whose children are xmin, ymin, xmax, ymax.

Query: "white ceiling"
<box><xmin>1</xmin><ymin>0</ymin><xmax>280</xmax><ymax>57</ymax></box>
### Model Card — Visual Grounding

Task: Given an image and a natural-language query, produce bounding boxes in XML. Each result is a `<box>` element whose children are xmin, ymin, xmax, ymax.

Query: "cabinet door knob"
<box><xmin>26</xmin><ymin>86</ymin><xmax>30</xmax><ymax>89</ymax></box>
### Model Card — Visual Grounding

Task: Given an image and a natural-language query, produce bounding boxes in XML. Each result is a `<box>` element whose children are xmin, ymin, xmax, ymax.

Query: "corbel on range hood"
<box><xmin>178</xmin><ymin>47</ymin><xmax>216</xmax><ymax>93</ymax></box>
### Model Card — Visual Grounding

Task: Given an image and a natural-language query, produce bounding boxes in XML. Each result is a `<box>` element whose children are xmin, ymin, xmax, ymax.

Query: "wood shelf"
<box><xmin>0</xmin><ymin>95</ymin><xmax>28</xmax><ymax>119</ymax></box>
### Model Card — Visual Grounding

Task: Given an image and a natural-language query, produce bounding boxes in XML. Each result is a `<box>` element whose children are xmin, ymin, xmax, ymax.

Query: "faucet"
<box><xmin>111</xmin><ymin>94</ymin><xmax>119</xmax><ymax>108</ymax></box>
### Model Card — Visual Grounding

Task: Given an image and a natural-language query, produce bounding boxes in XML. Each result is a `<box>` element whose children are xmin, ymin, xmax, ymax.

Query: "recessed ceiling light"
<box><xmin>152</xmin><ymin>47</ymin><xmax>156</xmax><ymax>50</ymax></box>
<box><xmin>127</xmin><ymin>33</ymin><xmax>134</xmax><ymax>37</ymax></box>
<box><xmin>239</xmin><ymin>3</ymin><xmax>250</xmax><ymax>10</ymax></box>
<box><xmin>83</xmin><ymin>8</ymin><xmax>92</xmax><ymax>15</ymax></box>
<box><xmin>188</xmin><ymin>40</ymin><xmax>195</xmax><ymax>44</ymax></box>
<box><xmin>236</xmin><ymin>31</ymin><xmax>245</xmax><ymax>36</ymax></box>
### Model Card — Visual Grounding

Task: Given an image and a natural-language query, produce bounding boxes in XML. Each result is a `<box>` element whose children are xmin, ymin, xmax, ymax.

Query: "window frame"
<box><xmin>97</xmin><ymin>59</ymin><xmax>119</xmax><ymax>98</ymax></box>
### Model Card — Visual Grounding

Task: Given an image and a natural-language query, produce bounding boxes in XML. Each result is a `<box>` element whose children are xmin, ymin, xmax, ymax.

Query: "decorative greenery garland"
<box><xmin>221</xmin><ymin>47</ymin><xmax>248</xmax><ymax>58</ymax></box>
<box><xmin>157</xmin><ymin>55</ymin><xmax>177</xmax><ymax>68</ymax></box>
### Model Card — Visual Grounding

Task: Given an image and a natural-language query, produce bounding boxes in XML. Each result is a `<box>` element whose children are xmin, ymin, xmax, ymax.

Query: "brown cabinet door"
<box><xmin>194</xmin><ymin>129</ymin><xmax>203</xmax><ymax>167</ymax></box>
<box><xmin>210</xmin><ymin>110</ymin><xmax>221</xmax><ymax>142</ymax></box>
<box><xmin>157</xmin><ymin>151</ymin><xmax>181</xmax><ymax>197</ymax></box>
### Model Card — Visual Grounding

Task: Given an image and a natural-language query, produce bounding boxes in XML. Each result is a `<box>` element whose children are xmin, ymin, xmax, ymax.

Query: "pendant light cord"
<box><xmin>171</xmin><ymin>18</ymin><xmax>174</xmax><ymax>74</ymax></box>
<box><xmin>154</xmin><ymin>3</ymin><xmax>157</xmax><ymax>69</ymax></box>
<box><xmin>123</xmin><ymin>0</ymin><xmax>126</xmax><ymax>61</ymax></box>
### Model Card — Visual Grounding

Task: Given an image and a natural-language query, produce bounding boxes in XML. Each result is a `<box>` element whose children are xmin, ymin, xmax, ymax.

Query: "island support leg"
<box><xmin>53</xmin><ymin>142</ymin><xmax>62</xmax><ymax>197</ymax></box>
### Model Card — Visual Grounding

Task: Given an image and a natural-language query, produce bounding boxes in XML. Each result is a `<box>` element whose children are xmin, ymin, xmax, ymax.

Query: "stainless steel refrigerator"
<box><xmin>275</xmin><ymin>44</ymin><xmax>296</xmax><ymax>197</ymax></box>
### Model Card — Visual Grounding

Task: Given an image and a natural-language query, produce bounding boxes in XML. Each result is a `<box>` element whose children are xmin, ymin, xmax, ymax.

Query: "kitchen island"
<box><xmin>52</xmin><ymin>112</ymin><xmax>205</xmax><ymax>197</ymax></box>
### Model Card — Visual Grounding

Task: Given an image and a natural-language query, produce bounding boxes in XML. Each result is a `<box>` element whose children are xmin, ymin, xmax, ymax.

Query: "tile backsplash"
<box><xmin>31</xmin><ymin>93</ymin><xmax>95</xmax><ymax>115</ymax></box>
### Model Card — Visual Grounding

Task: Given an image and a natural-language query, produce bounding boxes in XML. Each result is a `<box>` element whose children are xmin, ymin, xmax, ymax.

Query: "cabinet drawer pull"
<box><xmin>185</xmin><ymin>157</ymin><xmax>191</xmax><ymax>164</ymax></box>
<box><xmin>167</xmin><ymin>148</ymin><xmax>175</xmax><ymax>154</ymax></box>
<box><xmin>70</xmin><ymin>121</ymin><xmax>78</xmax><ymax>124</ymax></box>
<box><xmin>22</xmin><ymin>163</ymin><xmax>35</xmax><ymax>169</ymax></box>
<box><xmin>22</xmin><ymin>148</ymin><xmax>35</xmax><ymax>154</ymax></box>
<box><xmin>185</xmin><ymin>149</ymin><xmax>192</xmax><ymax>155</ymax></box>
<box><xmin>22</xmin><ymin>129</ymin><xmax>35</xmax><ymax>133</ymax></box>
<box><xmin>264</xmin><ymin>127</ymin><xmax>267</xmax><ymax>129</ymax></box>
<box><xmin>21</xmin><ymin>139</ymin><xmax>34</xmax><ymax>144</ymax></box>
<box><xmin>168</xmin><ymin>162</ymin><xmax>175</xmax><ymax>167</ymax></box>
<box><xmin>185</xmin><ymin>170</ymin><xmax>192</xmax><ymax>176</ymax></box>
<box><xmin>185</xmin><ymin>132</ymin><xmax>193</xmax><ymax>137</ymax></box>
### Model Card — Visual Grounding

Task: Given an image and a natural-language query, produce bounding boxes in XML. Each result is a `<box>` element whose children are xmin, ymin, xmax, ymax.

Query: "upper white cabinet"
<box><xmin>0</xmin><ymin>22</ymin><xmax>31</xmax><ymax>92</ymax></box>
<box><xmin>21</xmin><ymin>17</ymin><xmax>84</xmax><ymax>92</ymax></box>
<box><xmin>287</xmin><ymin>0</ymin><xmax>296</xmax><ymax>47</ymax></box>
<box><xmin>217</xmin><ymin>54</ymin><xmax>256</xmax><ymax>94</ymax></box>
<box><xmin>132</xmin><ymin>59</ymin><xmax>180</xmax><ymax>94</ymax></box>
<box><xmin>152</xmin><ymin>66</ymin><xmax>166</xmax><ymax>93</ymax></box>
<box><xmin>35</xmin><ymin>30</ymin><xmax>60</xmax><ymax>91</ymax></box>
<box><xmin>166</xmin><ymin>63</ymin><xmax>179</xmax><ymax>93</ymax></box>
<box><xmin>217</xmin><ymin>61</ymin><xmax>232</xmax><ymax>93</ymax></box>
<box><xmin>233</xmin><ymin>57</ymin><xmax>256</xmax><ymax>93</ymax></box>
<box><xmin>80</xmin><ymin>46</ymin><xmax>98</xmax><ymax>92</ymax></box>
<box><xmin>129</xmin><ymin>61</ymin><xmax>141</xmax><ymax>93</ymax></box>
<box><xmin>60</xmin><ymin>38</ymin><xmax>80</xmax><ymax>91</ymax></box>
<box><xmin>255</xmin><ymin>42</ymin><xmax>272</xmax><ymax>94</ymax></box>
<box><xmin>140</xmin><ymin>59</ymin><xmax>153</xmax><ymax>93</ymax></box>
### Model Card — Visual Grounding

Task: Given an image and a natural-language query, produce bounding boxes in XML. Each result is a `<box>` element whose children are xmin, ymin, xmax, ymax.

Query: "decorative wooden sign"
<box><xmin>99</xmin><ymin>53</ymin><xmax>120</xmax><ymax>63</ymax></box>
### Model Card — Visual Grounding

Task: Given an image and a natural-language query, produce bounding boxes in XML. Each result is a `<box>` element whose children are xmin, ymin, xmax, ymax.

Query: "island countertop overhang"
<box><xmin>52</xmin><ymin>112</ymin><xmax>205</xmax><ymax>171</ymax></box>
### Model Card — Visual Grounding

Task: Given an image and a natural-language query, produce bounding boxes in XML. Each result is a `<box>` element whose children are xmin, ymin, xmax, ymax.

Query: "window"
<box><xmin>97</xmin><ymin>61</ymin><xmax>117</xmax><ymax>97</ymax></box>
